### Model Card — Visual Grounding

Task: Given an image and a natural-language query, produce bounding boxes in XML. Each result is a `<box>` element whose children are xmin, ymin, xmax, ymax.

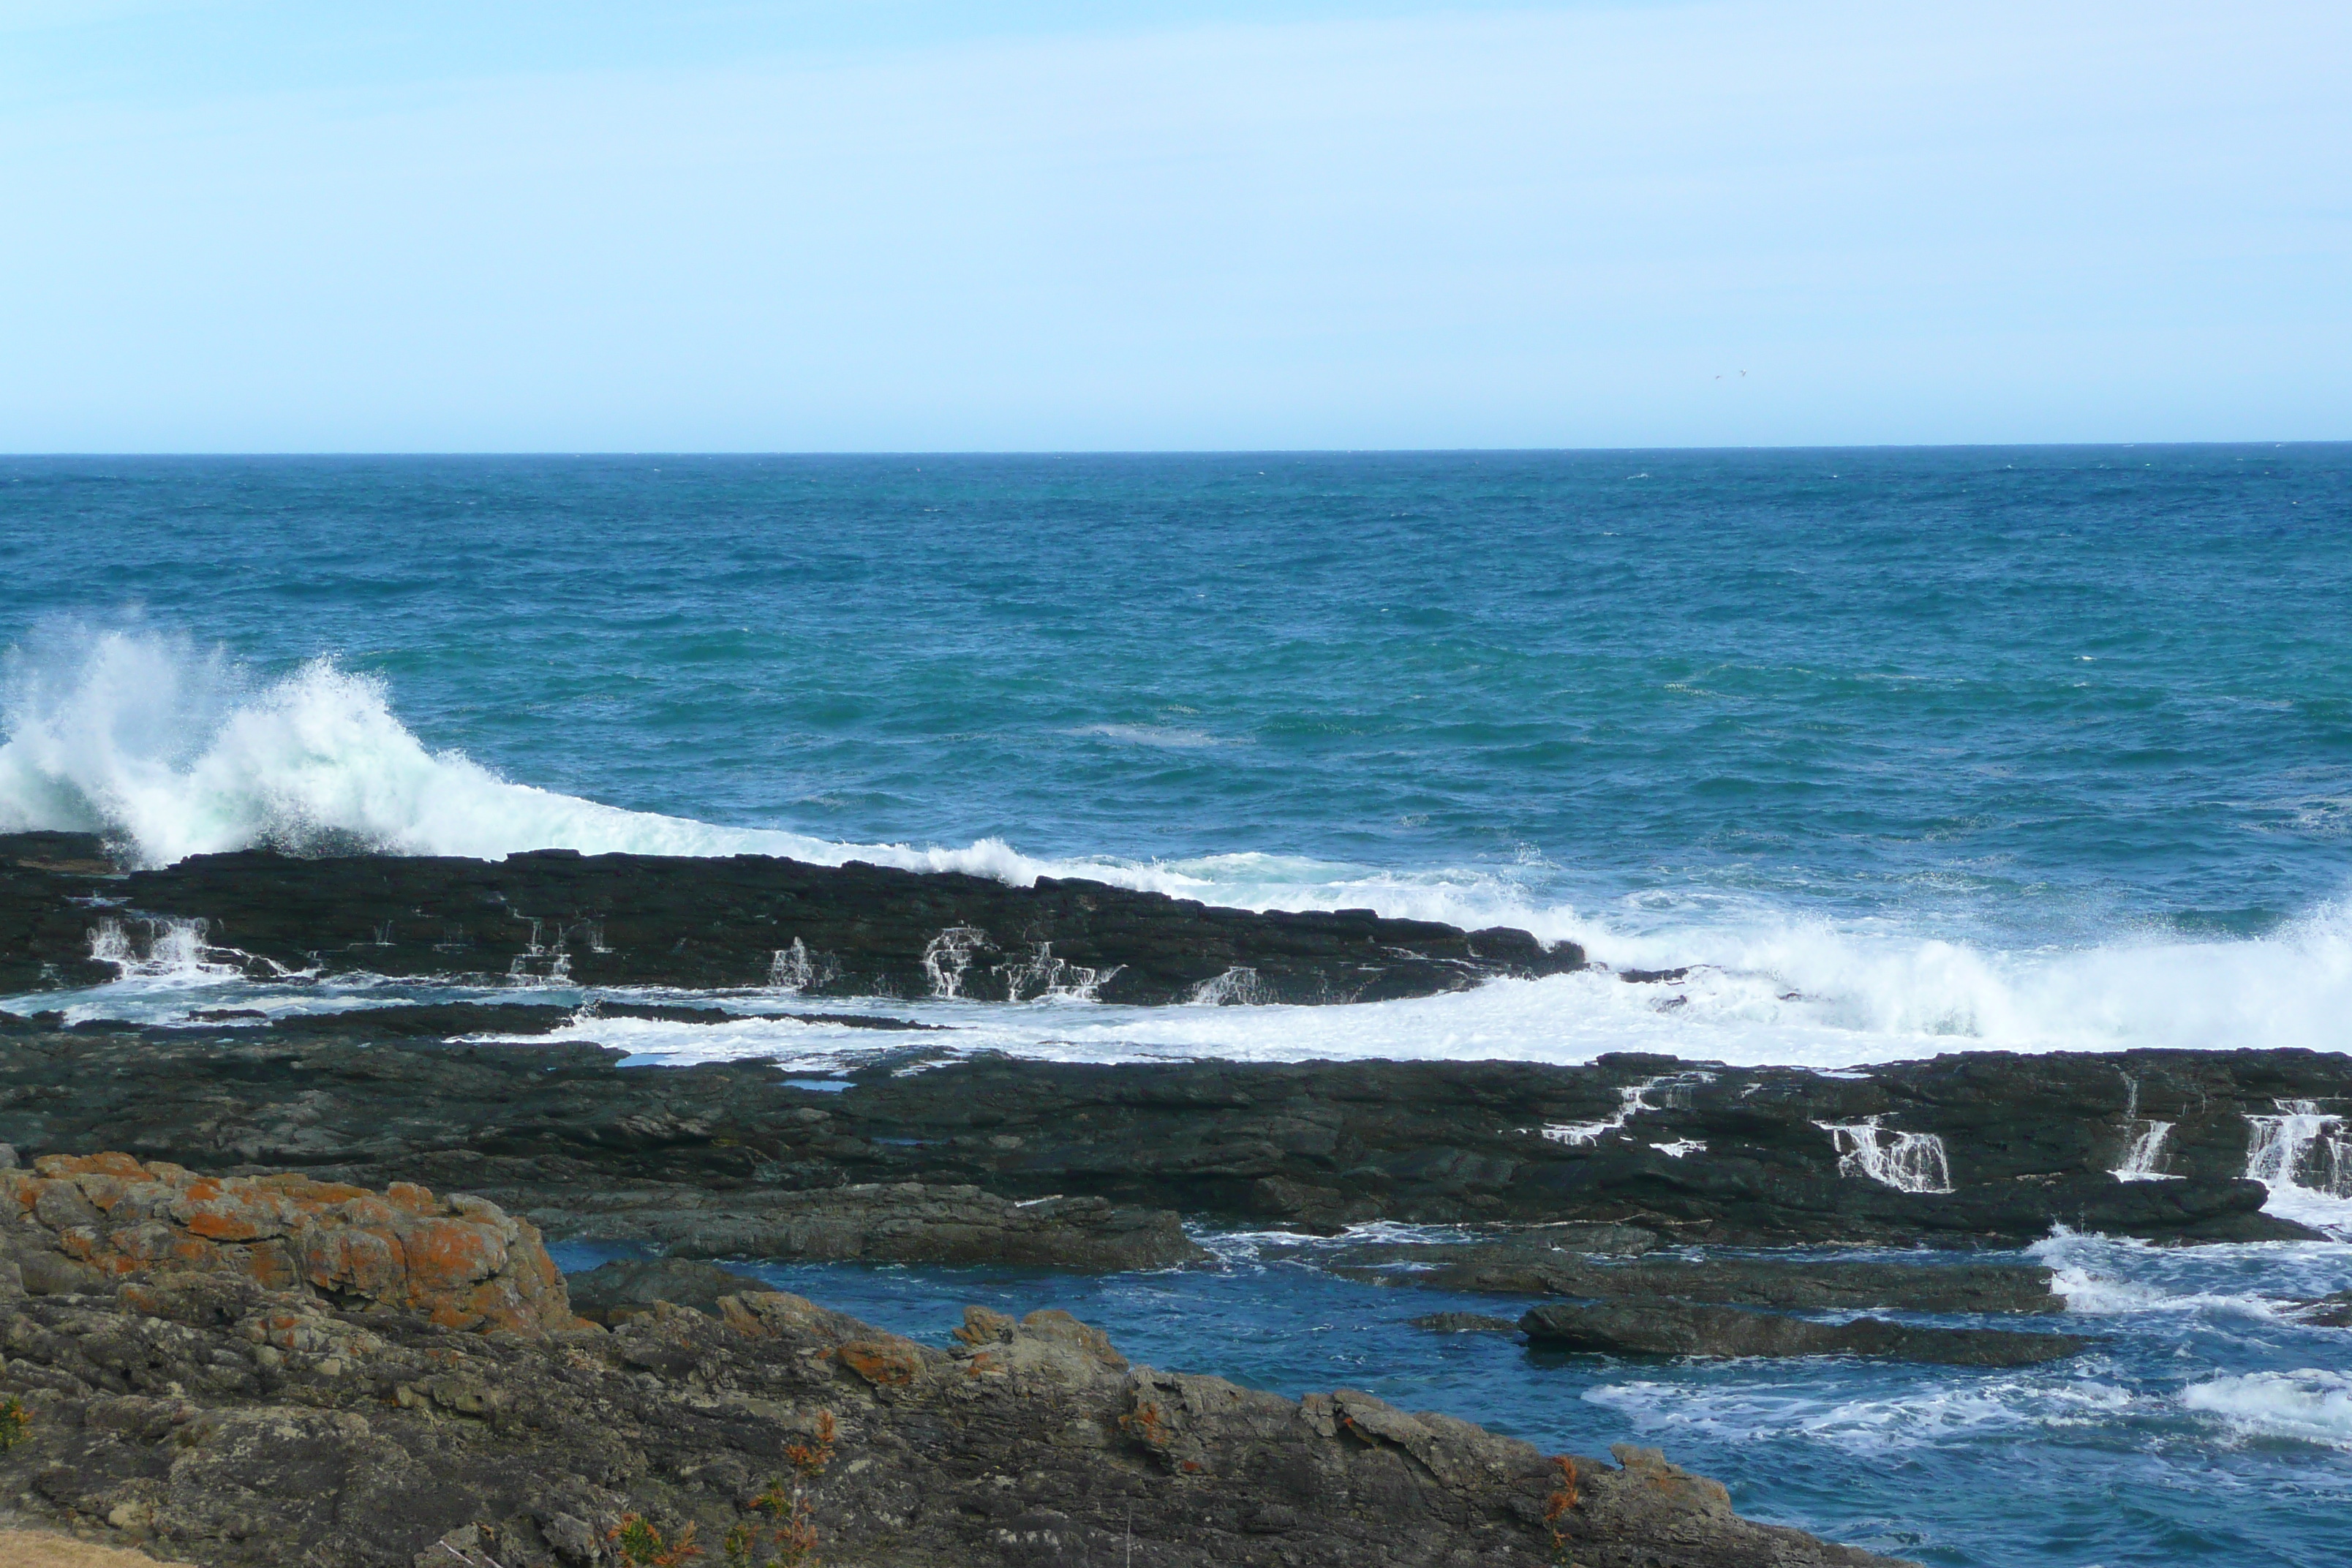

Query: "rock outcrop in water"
<box><xmin>0</xmin><ymin>833</ymin><xmax>1584</xmax><ymax>1003</ymax></box>
<box><xmin>0</xmin><ymin>1161</ymin><xmax>1909</xmax><ymax>1567</ymax></box>
<box><xmin>1519</xmin><ymin>1300</ymin><xmax>2092</xmax><ymax>1365</ymax></box>
<box><xmin>1314</xmin><ymin>1243</ymin><xmax>2063</xmax><ymax>1314</ymax></box>
<box><xmin>0</xmin><ymin>1018</ymin><xmax>2340</xmax><ymax>1250</ymax></box>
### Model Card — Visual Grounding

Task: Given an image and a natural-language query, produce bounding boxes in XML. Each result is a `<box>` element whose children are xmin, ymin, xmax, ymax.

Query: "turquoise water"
<box><xmin>4</xmin><ymin>448</ymin><xmax>2349</xmax><ymax>1065</ymax></box>
<box><xmin>6</xmin><ymin>448</ymin><xmax>2352</xmax><ymax>1565</ymax></box>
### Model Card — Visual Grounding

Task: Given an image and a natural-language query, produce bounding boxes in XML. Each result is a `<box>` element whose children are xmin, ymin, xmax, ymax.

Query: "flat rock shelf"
<box><xmin>0</xmin><ymin>1016</ymin><xmax>2340</xmax><ymax>1250</ymax></box>
<box><xmin>0</xmin><ymin>834</ymin><xmax>1583</xmax><ymax>1003</ymax></box>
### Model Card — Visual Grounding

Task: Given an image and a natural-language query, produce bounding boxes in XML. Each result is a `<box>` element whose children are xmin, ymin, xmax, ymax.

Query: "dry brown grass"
<box><xmin>0</xmin><ymin>1528</ymin><xmax>199</xmax><ymax>1566</ymax></box>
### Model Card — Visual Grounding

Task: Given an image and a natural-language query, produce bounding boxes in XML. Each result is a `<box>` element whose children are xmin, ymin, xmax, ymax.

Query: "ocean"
<box><xmin>4</xmin><ymin>447</ymin><xmax>2350</xmax><ymax>1564</ymax></box>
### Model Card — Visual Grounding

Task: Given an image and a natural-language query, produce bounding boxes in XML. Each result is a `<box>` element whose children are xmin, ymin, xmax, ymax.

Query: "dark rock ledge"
<box><xmin>1520</xmin><ymin>1301</ymin><xmax>2092</xmax><ymax>1366</ymax></box>
<box><xmin>0</xmin><ymin>1153</ymin><xmax>1908</xmax><ymax>1568</ymax></box>
<box><xmin>0</xmin><ymin>833</ymin><xmax>1583</xmax><ymax>1003</ymax></box>
<box><xmin>1314</xmin><ymin>1243</ymin><xmax>2065</xmax><ymax>1315</ymax></box>
<box><xmin>0</xmin><ymin>1019</ymin><xmax>2340</xmax><ymax>1250</ymax></box>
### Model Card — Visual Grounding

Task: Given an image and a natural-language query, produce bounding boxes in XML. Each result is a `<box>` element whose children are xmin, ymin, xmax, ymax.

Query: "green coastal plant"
<box><xmin>721</xmin><ymin>1490</ymin><xmax>819</xmax><ymax>1567</ymax></box>
<box><xmin>610</xmin><ymin>1513</ymin><xmax>702</xmax><ymax>1566</ymax></box>
<box><xmin>0</xmin><ymin>1395</ymin><xmax>29</xmax><ymax>1452</ymax></box>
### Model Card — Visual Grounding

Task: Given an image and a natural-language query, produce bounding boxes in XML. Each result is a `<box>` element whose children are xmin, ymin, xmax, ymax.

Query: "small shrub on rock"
<box><xmin>609</xmin><ymin>1513</ymin><xmax>701</xmax><ymax>1566</ymax></box>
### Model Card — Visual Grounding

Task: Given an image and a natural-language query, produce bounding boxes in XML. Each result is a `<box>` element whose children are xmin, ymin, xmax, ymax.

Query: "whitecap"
<box><xmin>2182</xmin><ymin>1370</ymin><xmax>2352</xmax><ymax>1448</ymax></box>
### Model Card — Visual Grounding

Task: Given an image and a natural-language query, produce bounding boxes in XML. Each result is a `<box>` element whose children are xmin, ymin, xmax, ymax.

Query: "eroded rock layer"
<box><xmin>0</xmin><ymin>1022</ymin><xmax>2340</xmax><ymax>1249</ymax></box>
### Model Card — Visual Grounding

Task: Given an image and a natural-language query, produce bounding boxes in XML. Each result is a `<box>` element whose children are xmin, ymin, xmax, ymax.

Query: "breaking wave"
<box><xmin>7</xmin><ymin>628</ymin><xmax>2352</xmax><ymax>1066</ymax></box>
<box><xmin>2182</xmin><ymin>1370</ymin><xmax>2352</xmax><ymax>1449</ymax></box>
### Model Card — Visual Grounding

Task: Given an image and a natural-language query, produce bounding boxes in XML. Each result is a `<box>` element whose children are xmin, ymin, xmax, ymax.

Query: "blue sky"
<box><xmin>4</xmin><ymin>1</ymin><xmax>2346</xmax><ymax>451</ymax></box>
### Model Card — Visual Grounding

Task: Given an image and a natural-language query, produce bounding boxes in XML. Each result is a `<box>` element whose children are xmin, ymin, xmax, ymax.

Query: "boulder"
<box><xmin>564</xmin><ymin>1256</ymin><xmax>769</xmax><ymax>1324</ymax></box>
<box><xmin>0</xmin><ymin>1153</ymin><xmax>580</xmax><ymax>1335</ymax></box>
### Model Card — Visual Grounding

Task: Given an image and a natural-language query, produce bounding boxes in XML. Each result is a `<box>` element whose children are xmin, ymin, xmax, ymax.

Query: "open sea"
<box><xmin>4</xmin><ymin>447</ymin><xmax>2350</xmax><ymax>1564</ymax></box>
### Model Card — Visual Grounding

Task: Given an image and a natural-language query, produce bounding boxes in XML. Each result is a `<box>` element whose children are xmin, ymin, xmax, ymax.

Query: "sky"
<box><xmin>2</xmin><ymin>0</ymin><xmax>2347</xmax><ymax>451</ymax></box>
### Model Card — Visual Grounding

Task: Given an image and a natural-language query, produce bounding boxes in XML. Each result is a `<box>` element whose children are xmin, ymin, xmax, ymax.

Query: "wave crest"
<box><xmin>7</xmin><ymin>628</ymin><xmax>2352</xmax><ymax>1066</ymax></box>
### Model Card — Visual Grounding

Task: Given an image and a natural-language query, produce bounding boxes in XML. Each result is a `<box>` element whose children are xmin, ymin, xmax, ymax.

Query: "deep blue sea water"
<box><xmin>5</xmin><ymin>448</ymin><xmax>2351</xmax><ymax>1564</ymax></box>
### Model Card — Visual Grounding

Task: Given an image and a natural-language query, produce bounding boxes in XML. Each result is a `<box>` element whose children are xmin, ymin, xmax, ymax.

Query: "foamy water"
<box><xmin>8</xmin><ymin>630</ymin><xmax>2352</xmax><ymax>1077</ymax></box>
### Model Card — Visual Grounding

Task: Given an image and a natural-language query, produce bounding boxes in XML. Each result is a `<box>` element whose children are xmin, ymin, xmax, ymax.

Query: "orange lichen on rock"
<box><xmin>837</xmin><ymin>1337</ymin><xmax>924</xmax><ymax>1387</ymax></box>
<box><xmin>0</xmin><ymin>1153</ymin><xmax>583</xmax><ymax>1335</ymax></box>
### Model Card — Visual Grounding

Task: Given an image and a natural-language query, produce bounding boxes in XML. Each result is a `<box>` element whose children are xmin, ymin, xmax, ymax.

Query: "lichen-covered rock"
<box><xmin>0</xmin><ymin>1238</ymin><xmax>1912</xmax><ymax>1568</ymax></box>
<box><xmin>0</xmin><ymin>1154</ymin><xmax>578</xmax><ymax>1335</ymax></box>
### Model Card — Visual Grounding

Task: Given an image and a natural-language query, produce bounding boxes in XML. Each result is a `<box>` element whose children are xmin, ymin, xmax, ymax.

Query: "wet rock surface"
<box><xmin>1409</xmin><ymin>1311</ymin><xmax>1523</xmax><ymax>1334</ymax></box>
<box><xmin>1323</xmin><ymin>1245</ymin><xmax>2062</xmax><ymax>1314</ymax></box>
<box><xmin>1520</xmin><ymin>1300</ymin><xmax>2095</xmax><ymax>1366</ymax></box>
<box><xmin>0</xmin><ymin>834</ymin><xmax>1583</xmax><ymax>1003</ymax></box>
<box><xmin>2287</xmin><ymin>1289</ymin><xmax>2352</xmax><ymax>1328</ymax></box>
<box><xmin>0</xmin><ymin>1022</ymin><xmax>2339</xmax><ymax>1249</ymax></box>
<box><xmin>0</xmin><ymin>1174</ymin><xmax>1910</xmax><ymax>1568</ymax></box>
<box><xmin>255</xmin><ymin>1001</ymin><xmax>949</xmax><ymax>1037</ymax></box>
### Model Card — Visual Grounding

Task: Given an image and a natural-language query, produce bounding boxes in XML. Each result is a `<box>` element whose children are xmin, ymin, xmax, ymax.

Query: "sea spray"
<box><xmin>9</xmin><ymin>630</ymin><xmax>2352</xmax><ymax>1067</ymax></box>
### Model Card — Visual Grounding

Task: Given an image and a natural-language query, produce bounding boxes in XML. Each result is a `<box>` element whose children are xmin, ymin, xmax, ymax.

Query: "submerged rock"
<box><xmin>2288</xmin><ymin>1289</ymin><xmax>2352</xmax><ymax>1328</ymax></box>
<box><xmin>1520</xmin><ymin>1300</ymin><xmax>2094</xmax><ymax>1365</ymax></box>
<box><xmin>1409</xmin><ymin>1311</ymin><xmax>1523</xmax><ymax>1334</ymax></box>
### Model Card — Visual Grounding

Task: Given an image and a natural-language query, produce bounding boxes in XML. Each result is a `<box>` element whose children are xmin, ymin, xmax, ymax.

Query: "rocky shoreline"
<box><xmin>4</xmin><ymin>839</ymin><xmax>2351</xmax><ymax>1564</ymax></box>
<box><xmin>0</xmin><ymin>1154</ymin><xmax>1908</xmax><ymax>1568</ymax></box>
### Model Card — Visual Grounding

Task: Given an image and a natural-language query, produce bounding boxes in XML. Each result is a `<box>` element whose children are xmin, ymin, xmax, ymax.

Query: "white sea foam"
<box><xmin>1579</xmin><ymin>1374</ymin><xmax>2136</xmax><ymax>1454</ymax></box>
<box><xmin>2182</xmin><ymin>1370</ymin><xmax>2352</xmax><ymax>1448</ymax></box>
<box><xmin>2029</xmin><ymin>1229</ymin><xmax>2352</xmax><ymax>1317</ymax></box>
<box><xmin>2041</xmin><ymin>1267</ymin><xmax>2283</xmax><ymax>1320</ymax></box>
<box><xmin>2241</xmin><ymin>1102</ymin><xmax>2352</xmax><ymax>1235</ymax></box>
<box><xmin>10</xmin><ymin>629</ymin><xmax>2352</xmax><ymax>1070</ymax></box>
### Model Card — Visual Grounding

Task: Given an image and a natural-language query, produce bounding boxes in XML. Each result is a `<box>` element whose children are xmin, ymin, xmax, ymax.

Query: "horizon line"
<box><xmin>3</xmin><ymin>440</ymin><xmax>2345</xmax><ymax>461</ymax></box>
